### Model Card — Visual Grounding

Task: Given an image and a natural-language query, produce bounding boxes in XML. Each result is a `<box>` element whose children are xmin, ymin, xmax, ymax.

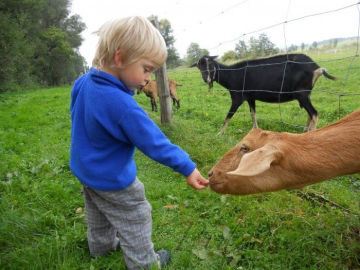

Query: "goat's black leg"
<box><xmin>171</xmin><ymin>97</ymin><xmax>180</xmax><ymax>109</ymax></box>
<box><xmin>218</xmin><ymin>100</ymin><xmax>243</xmax><ymax>135</ymax></box>
<box><xmin>297</xmin><ymin>95</ymin><xmax>318</xmax><ymax>131</ymax></box>
<box><xmin>247</xmin><ymin>99</ymin><xmax>258</xmax><ymax>129</ymax></box>
<box><xmin>151</xmin><ymin>99</ymin><xmax>157</xmax><ymax>112</ymax></box>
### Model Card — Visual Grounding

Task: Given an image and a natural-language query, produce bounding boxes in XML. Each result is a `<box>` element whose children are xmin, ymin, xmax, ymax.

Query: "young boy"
<box><xmin>70</xmin><ymin>16</ymin><xmax>209</xmax><ymax>269</ymax></box>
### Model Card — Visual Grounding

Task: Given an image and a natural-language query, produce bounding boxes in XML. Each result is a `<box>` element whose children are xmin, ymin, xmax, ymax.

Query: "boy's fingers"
<box><xmin>192</xmin><ymin>178</ymin><xmax>209</xmax><ymax>189</ymax></box>
<box><xmin>186</xmin><ymin>169</ymin><xmax>209</xmax><ymax>189</ymax></box>
<box><xmin>199</xmin><ymin>177</ymin><xmax>209</xmax><ymax>185</ymax></box>
<box><xmin>192</xmin><ymin>182</ymin><xmax>207</xmax><ymax>190</ymax></box>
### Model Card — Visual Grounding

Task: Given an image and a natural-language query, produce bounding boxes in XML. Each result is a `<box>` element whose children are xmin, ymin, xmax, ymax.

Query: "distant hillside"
<box><xmin>316</xmin><ymin>36</ymin><xmax>358</xmax><ymax>46</ymax></box>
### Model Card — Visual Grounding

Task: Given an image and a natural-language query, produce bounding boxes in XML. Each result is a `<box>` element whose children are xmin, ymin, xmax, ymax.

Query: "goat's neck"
<box><xmin>214</xmin><ymin>61</ymin><xmax>246</xmax><ymax>88</ymax></box>
<box><xmin>213</xmin><ymin>62</ymin><xmax>226</xmax><ymax>83</ymax></box>
<box><xmin>285</xmin><ymin>117</ymin><xmax>360</xmax><ymax>179</ymax></box>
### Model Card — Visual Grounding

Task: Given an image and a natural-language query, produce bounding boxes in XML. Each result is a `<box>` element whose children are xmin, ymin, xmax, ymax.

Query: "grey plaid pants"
<box><xmin>82</xmin><ymin>178</ymin><xmax>158</xmax><ymax>270</ymax></box>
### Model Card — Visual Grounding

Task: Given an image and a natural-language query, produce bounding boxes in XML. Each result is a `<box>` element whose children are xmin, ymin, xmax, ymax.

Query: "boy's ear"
<box><xmin>114</xmin><ymin>50</ymin><xmax>124</xmax><ymax>67</ymax></box>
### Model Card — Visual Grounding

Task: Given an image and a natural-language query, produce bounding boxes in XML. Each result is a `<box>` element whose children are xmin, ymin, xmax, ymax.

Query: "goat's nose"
<box><xmin>208</xmin><ymin>171</ymin><xmax>213</xmax><ymax>177</ymax></box>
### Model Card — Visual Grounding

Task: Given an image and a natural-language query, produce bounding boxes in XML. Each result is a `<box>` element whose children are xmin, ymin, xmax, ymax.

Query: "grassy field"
<box><xmin>1</xmin><ymin>51</ymin><xmax>360</xmax><ymax>269</ymax></box>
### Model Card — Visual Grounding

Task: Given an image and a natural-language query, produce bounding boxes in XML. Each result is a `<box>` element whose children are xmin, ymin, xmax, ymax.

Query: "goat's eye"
<box><xmin>239</xmin><ymin>145</ymin><xmax>249</xmax><ymax>153</ymax></box>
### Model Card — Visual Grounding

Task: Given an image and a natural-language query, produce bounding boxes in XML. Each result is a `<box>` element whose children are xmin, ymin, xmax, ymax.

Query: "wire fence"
<box><xmin>170</xmin><ymin>0</ymin><xmax>360</xmax><ymax>130</ymax></box>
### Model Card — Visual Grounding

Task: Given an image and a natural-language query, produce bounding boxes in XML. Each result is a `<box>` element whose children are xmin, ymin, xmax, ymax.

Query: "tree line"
<box><xmin>1</xmin><ymin>1</ymin><xmax>341</xmax><ymax>93</ymax></box>
<box><xmin>0</xmin><ymin>0</ymin><xmax>86</xmax><ymax>92</ymax></box>
<box><xmin>133</xmin><ymin>17</ymin><xmax>283</xmax><ymax>69</ymax></box>
<box><xmin>158</xmin><ymin>19</ymin><xmax>290</xmax><ymax>67</ymax></box>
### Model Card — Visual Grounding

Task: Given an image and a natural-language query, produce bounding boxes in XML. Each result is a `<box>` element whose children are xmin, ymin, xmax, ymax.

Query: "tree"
<box><xmin>221</xmin><ymin>50</ymin><xmax>237</xmax><ymax>62</ymax></box>
<box><xmin>185</xmin><ymin>43</ymin><xmax>209</xmax><ymax>66</ymax></box>
<box><xmin>235</xmin><ymin>40</ymin><xmax>248</xmax><ymax>59</ymax></box>
<box><xmin>287</xmin><ymin>44</ymin><xmax>298</xmax><ymax>52</ymax></box>
<box><xmin>310</xmin><ymin>41</ymin><xmax>318</xmax><ymax>50</ymax></box>
<box><xmin>37</xmin><ymin>27</ymin><xmax>74</xmax><ymax>85</ymax></box>
<box><xmin>36</xmin><ymin>0</ymin><xmax>86</xmax><ymax>84</ymax></box>
<box><xmin>301</xmin><ymin>43</ymin><xmax>305</xmax><ymax>52</ymax></box>
<box><xmin>256</xmin><ymin>33</ymin><xmax>279</xmax><ymax>57</ymax></box>
<box><xmin>332</xmin><ymin>38</ymin><xmax>338</xmax><ymax>48</ymax></box>
<box><xmin>0</xmin><ymin>12</ymin><xmax>31</xmax><ymax>89</ymax></box>
<box><xmin>235</xmin><ymin>34</ymin><xmax>279</xmax><ymax>60</ymax></box>
<box><xmin>42</xmin><ymin>0</ymin><xmax>69</xmax><ymax>28</ymax></box>
<box><xmin>0</xmin><ymin>0</ymin><xmax>87</xmax><ymax>91</ymax></box>
<box><xmin>63</xmin><ymin>14</ymin><xmax>86</xmax><ymax>49</ymax></box>
<box><xmin>159</xmin><ymin>19</ymin><xmax>181</xmax><ymax>68</ymax></box>
<box><xmin>149</xmin><ymin>16</ymin><xmax>181</xmax><ymax>68</ymax></box>
<box><xmin>0</xmin><ymin>0</ymin><xmax>44</xmax><ymax>90</ymax></box>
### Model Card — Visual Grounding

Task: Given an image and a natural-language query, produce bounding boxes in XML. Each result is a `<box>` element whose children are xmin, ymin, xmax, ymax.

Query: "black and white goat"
<box><xmin>192</xmin><ymin>54</ymin><xmax>337</xmax><ymax>134</ymax></box>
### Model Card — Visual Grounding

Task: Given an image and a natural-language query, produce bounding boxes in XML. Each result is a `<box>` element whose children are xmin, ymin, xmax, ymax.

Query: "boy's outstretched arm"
<box><xmin>186</xmin><ymin>168</ymin><xmax>209</xmax><ymax>190</ymax></box>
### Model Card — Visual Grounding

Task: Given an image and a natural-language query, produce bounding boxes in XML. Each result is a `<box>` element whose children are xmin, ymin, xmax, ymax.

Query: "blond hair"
<box><xmin>92</xmin><ymin>16</ymin><xmax>167</xmax><ymax>68</ymax></box>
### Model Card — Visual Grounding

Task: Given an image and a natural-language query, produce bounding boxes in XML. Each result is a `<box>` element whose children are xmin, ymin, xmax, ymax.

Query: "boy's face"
<box><xmin>116</xmin><ymin>58</ymin><xmax>156</xmax><ymax>91</ymax></box>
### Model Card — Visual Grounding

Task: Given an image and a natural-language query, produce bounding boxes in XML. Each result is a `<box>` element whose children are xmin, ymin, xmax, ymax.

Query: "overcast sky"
<box><xmin>70</xmin><ymin>0</ymin><xmax>359</xmax><ymax>66</ymax></box>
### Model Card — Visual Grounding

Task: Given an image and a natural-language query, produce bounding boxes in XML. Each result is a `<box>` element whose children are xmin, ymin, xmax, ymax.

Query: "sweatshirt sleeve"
<box><xmin>118</xmin><ymin>106</ymin><xmax>196</xmax><ymax>177</ymax></box>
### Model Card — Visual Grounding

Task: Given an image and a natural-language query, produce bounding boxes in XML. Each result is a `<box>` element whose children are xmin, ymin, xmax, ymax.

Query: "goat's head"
<box><xmin>208</xmin><ymin>128</ymin><xmax>296</xmax><ymax>195</ymax></box>
<box><xmin>191</xmin><ymin>55</ymin><xmax>218</xmax><ymax>90</ymax></box>
<box><xmin>209</xmin><ymin>110</ymin><xmax>360</xmax><ymax>195</ymax></box>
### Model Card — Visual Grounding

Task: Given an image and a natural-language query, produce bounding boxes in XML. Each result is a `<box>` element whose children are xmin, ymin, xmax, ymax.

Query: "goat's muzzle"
<box><xmin>208</xmin><ymin>171</ymin><xmax>225</xmax><ymax>187</ymax></box>
<box><xmin>209</xmin><ymin>181</ymin><xmax>224</xmax><ymax>186</ymax></box>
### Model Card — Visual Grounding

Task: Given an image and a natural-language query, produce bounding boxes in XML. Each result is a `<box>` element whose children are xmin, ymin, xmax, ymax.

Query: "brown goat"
<box><xmin>140</xmin><ymin>80</ymin><xmax>158</xmax><ymax>111</ymax></box>
<box><xmin>208</xmin><ymin>110</ymin><xmax>360</xmax><ymax>195</ymax></box>
<box><xmin>139</xmin><ymin>79</ymin><xmax>181</xmax><ymax>111</ymax></box>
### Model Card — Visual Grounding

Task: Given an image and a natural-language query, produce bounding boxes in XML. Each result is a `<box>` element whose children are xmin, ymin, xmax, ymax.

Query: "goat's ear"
<box><xmin>210</xmin><ymin>55</ymin><xmax>218</xmax><ymax>60</ymax></box>
<box><xmin>227</xmin><ymin>145</ymin><xmax>281</xmax><ymax>176</ymax></box>
<box><xmin>189</xmin><ymin>63</ymin><xmax>197</xmax><ymax>67</ymax></box>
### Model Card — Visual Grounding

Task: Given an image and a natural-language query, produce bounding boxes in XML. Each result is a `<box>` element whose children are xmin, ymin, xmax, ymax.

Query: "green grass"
<box><xmin>1</xmin><ymin>51</ymin><xmax>360</xmax><ymax>269</ymax></box>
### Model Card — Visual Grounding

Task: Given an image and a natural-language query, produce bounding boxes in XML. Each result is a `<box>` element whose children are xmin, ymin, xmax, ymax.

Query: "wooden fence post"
<box><xmin>151</xmin><ymin>18</ymin><xmax>173</xmax><ymax>124</ymax></box>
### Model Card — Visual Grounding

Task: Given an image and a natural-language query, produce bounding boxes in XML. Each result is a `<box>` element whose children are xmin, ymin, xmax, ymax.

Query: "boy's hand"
<box><xmin>186</xmin><ymin>168</ymin><xmax>209</xmax><ymax>190</ymax></box>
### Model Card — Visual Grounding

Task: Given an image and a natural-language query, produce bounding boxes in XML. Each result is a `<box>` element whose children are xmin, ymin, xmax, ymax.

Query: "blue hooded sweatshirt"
<box><xmin>70</xmin><ymin>68</ymin><xmax>196</xmax><ymax>191</ymax></box>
